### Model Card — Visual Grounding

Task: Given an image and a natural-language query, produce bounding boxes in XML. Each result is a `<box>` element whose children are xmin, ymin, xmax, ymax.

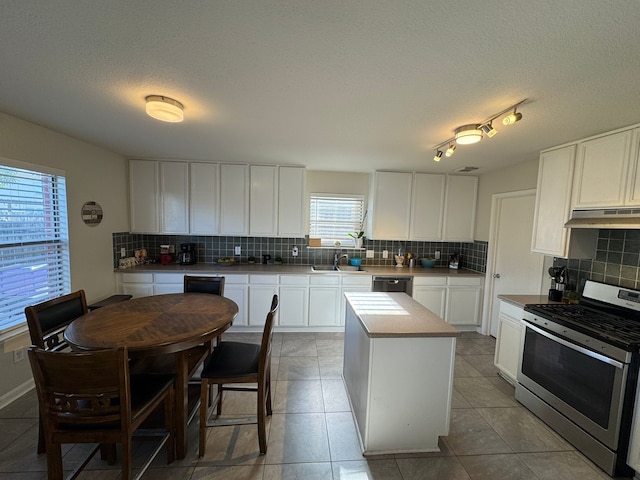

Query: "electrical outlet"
<box><xmin>366</xmin><ymin>249</ymin><xmax>374</xmax><ymax>258</ymax></box>
<box><xmin>13</xmin><ymin>347</ymin><xmax>25</xmax><ymax>364</ymax></box>
<box><xmin>292</xmin><ymin>246</ymin><xmax>298</xmax><ymax>257</ymax></box>
<box><xmin>382</xmin><ymin>250</ymin><xmax>389</xmax><ymax>259</ymax></box>
<box><xmin>435</xmin><ymin>251</ymin><xmax>441</xmax><ymax>259</ymax></box>
<box><xmin>120</xmin><ymin>248</ymin><xmax>126</xmax><ymax>258</ymax></box>
<box><xmin>234</xmin><ymin>246</ymin><xmax>241</xmax><ymax>255</ymax></box>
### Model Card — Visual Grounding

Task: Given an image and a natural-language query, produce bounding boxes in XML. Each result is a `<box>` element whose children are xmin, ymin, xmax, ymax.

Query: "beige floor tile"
<box><xmin>318</xmin><ymin>355</ymin><xmax>344</xmax><ymax>379</ymax></box>
<box><xmin>332</xmin><ymin>459</ymin><xmax>404</xmax><ymax>479</ymax></box>
<box><xmin>321</xmin><ymin>378</ymin><xmax>351</xmax><ymax>412</ymax></box>
<box><xmin>454</xmin><ymin>355</ymin><xmax>484</xmax><ymax>378</ymax></box>
<box><xmin>276</xmin><ymin>356</ymin><xmax>320</xmax><ymax>380</ymax></box>
<box><xmin>476</xmin><ymin>406</ymin><xmax>573</xmax><ymax>453</ymax></box>
<box><xmin>457</xmin><ymin>453</ymin><xmax>537</xmax><ymax>480</ymax></box>
<box><xmin>453</xmin><ymin>377</ymin><xmax>518</xmax><ymax>408</ymax></box>
<box><xmin>199</xmin><ymin>423</ymin><xmax>268</xmax><ymax>466</ymax></box>
<box><xmin>191</xmin><ymin>464</ymin><xmax>264</xmax><ymax>479</ymax></box>
<box><xmin>326</xmin><ymin>411</ymin><xmax>363</xmax><ymax>461</ymax></box>
<box><xmin>486</xmin><ymin>375</ymin><xmax>516</xmax><ymax>397</ymax></box>
<box><xmin>456</xmin><ymin>338</ymin><xmax>495</xmax><ymax>355</ymax></box>
<box><xmin>451</xmin><ymin>388</ymin><xmax>472</xmax><ymax>409</ymax></box>
<box><xmin>263</xmin><ymin>462</ymin><xmax>333</xmax><ymax>480</ymax></box>
<box><xmin>264</xmin><ymin>413</ymin><xmax>330</xmax><ymax>464</ymax></box>
<box><xmin>316</xmin><ymin>338</ymin><xmax>345</xmax><ymax>356</ymax></box>
<box><xmin>519</xmin><ymin>451</ymin><xmax>612</xmax><ymax>480</ymax></box>
<box><xmin>446</xmin><ymin>409</ymin><xmax>513</xmax><ymax>456</ymax></box>
<box><xmin>139</xmin><ymin>466</ymin><xmax>195</xmax><ymax>479</ymax></box>
<box><xmin>280</xmin><ymin>337</ymin><xmax>318</xmax><ymax>356</ymax></box>
<box><xmin>396</xmin><ymin>456</ymin><xmax>471</xmax><ymax>479</ymax></box>
<box><xmin>460</xmin><ymin>353</ymin><xmax>499</xmax><ymax>376</ymax></box>
<box><xmin>273</xmin><ymin>380</ymin><xmax>325</xmax><ymax>413</ymax></box>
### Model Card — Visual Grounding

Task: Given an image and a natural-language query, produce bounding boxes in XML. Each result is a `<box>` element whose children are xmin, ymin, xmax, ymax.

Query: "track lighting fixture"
<box><xmin>481</xmin><ymin>122</ymin><xmax>498</xmax><ymax>138</ymax></box>
<box><xmin>431</xmin><ymin>99</ymin><xmax>526</xmax><ymax>161</ymax></box>
<box><xmin>445</xmin><ymin>144</ymin><xmax>456</xmax><ymax>157</ymax></box>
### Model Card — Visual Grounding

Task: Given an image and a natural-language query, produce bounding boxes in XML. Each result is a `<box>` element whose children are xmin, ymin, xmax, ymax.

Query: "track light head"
<box><xmin>502</xmin><ymin>111</ymin><xmax>522</xmax><ymax>125</ymax></box>
<box><xmin>445</xmin><ymin>144</ymin><xmax>456</xmax><ymax>157</ymax></box>
<box><xmin>434</xmin><ymin>150</ymin><xmax>444</xmax><ymax>162</ymax></box>
<box><xmin>481</xmin><ymin>123</ymin><xmax>498</xmax><ymax>138</ymax></box>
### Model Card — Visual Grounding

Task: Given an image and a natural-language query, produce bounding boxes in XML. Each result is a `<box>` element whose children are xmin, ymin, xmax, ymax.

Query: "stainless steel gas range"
<box><xmin>516</xmin><ymin>280</ymin><xmax>640</xmax><ymax>477</ymax></box>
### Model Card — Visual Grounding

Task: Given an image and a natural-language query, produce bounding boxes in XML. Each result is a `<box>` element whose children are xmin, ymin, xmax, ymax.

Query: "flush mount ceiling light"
<box><xmin>454</xmin><ymin>124</ymin><xmax>483</xmax><ymax>145</ymax></box>
<box><xmin>145</xmin><ymin>95</ymin><xmax>184</xmax><ymax>123</ymax></box>
<box><xmin>432</xmin><ymin>99</ymin><xmax>526</xmax><ymax>161</ymax></box>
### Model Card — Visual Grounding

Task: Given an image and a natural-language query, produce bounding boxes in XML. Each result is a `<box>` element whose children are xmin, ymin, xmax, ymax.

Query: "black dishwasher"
<box><xmin>372</xmin><ymin>276</ymin><xmax>413</xmax><ymax>296</ymax></box>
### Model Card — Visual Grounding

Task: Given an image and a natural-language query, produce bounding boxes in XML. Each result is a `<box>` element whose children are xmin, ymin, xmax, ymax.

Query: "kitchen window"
<box><xmin>309</xmin><ymin>193</ymin><xmax>365</xmax><ymax>246</ymax></box>
<box><xmin>0</xmin><ymin>159</ymin><xmax>70</xmax><ymax>338</ymax></box>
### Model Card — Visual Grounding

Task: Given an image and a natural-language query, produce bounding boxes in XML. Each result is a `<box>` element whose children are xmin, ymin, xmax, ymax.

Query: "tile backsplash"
<box><xmin>112</xmin><ymin>232</ymin><xmax>488</xmax><ymax>273</ymax></box>
<box><xmin>555</xmin><ymin>229</ymin><xmax>640</xmax><ymax>292</ymax></box>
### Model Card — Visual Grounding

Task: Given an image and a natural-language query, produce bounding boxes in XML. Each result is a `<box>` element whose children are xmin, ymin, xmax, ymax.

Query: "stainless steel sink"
<box><xmin>311</xmin><ymin>265</ymin><xmax>339</xmax><ymax>271</ymax></box>
<box><xmin>337</xmin><ymin>265</ymin><xmax>367</xmax><ymax>272</ymax></box>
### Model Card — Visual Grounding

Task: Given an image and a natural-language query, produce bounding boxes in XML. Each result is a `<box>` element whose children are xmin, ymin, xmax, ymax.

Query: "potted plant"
<box><xmin>247</xmin><ymin>255</ymin><xmax>256</xmax><ymax>264</ymax></box>
<box><xmin>348</xmin><ymin>230</ymin><xmax>365</xmax><ymax>249</ymax></box>
<box><xmin>274</xmin><ymin>256</ymin><xmax>283</xmax><ymax>264</ymax></box>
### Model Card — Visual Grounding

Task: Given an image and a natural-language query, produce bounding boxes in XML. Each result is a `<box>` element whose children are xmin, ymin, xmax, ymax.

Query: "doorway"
<box><xmin>482</xmin><ymin>190</ymin><xmax>545</xmax><ymax>337</ymax></box>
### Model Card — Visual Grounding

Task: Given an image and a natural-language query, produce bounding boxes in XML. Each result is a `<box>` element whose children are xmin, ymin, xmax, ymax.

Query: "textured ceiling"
<box><xmin>1</xmin><ymin>1</ymin><xmax>639</xmax><ymax>174</ymax></box>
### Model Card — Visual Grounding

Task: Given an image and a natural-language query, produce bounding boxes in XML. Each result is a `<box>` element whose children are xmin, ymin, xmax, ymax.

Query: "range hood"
<box><xmin>564</xmin><ymin>208</ymin><xmax>640</xmax><ymax>228</ymax></box>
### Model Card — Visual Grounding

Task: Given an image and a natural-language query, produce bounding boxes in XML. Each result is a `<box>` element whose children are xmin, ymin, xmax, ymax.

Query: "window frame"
<box><xmin>0</xmin><ymin>157</ymin><xmax>71</xmax><ymax>340</ymax></box>
<box><xmin>309</xmin><ymin>193</ymin><xmax>366</xmax><ymax>247</ymax></box>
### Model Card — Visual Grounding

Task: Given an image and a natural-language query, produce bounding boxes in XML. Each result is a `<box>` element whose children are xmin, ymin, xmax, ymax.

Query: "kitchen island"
<box><xmin>343</xmin><ymin>292</ymin><xmax>461</xmax><ymax>455</ymax></box>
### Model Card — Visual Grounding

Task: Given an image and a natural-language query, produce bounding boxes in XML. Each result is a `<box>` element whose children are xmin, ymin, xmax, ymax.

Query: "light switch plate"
<box><xmin>382</xmin><ymin>250</ymin><xmax>389</xmax><ymax>259</ymax></box>
<box><xmin>435</xmin><ymin>251</ymin><xmax>441</xmax><ymax>259</ymax></box>
<box><xmin>366</xmin><ymin>249</ymin><xmax>374</xmax><ymax>258</ymax></box>
<box><xmin>292</xmin><ymin>246</ymin><xmax>298</xmax><ymax>257</ymax></box>
<box><xmin>234</xmin><ymin>246</ymin><xmax>241</xmax><ymax>255</ymax></box>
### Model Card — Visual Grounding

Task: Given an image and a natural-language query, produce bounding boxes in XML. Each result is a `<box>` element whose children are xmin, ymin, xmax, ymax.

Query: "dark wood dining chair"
<box><xmin>28</xmin><ymin>346</ymin><xmax>175</xmax><ymax>480</ymax></box>
<box><xmin>199</xmin><ymin>294</ymin><xmax>279</xmax><ymax>456</ymax></box>
<box><xmin>24</xmin><ymin>290</ymin><xmax>89</xmax><ymax>453</ymax></box>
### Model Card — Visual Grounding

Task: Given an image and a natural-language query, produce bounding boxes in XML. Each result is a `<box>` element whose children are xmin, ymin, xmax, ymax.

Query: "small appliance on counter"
<box><xmin>449</xmin><ymin>253</ymin><xmax>460</xmax><ymax>269</ymax></box>
<box><xmin>178</xmin><ymin>243</ymin><xmax>196</xmax><ymax>265</ymax></box>
<box><xmin>547</xmin><ymin>266</ymin><xmax>567</xmax><ymax>301</ymax></box>
<box><xmin>159</xmin><ymin>244</ymin><xmax>174</xmax><ymax>265</ymax></box>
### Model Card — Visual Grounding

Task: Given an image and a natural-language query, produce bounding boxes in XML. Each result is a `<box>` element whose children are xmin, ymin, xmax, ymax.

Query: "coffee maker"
<box><xmin>178</xmin><ymin>243</ymin><xmax>196</xmax><ymax>265</ymax></box>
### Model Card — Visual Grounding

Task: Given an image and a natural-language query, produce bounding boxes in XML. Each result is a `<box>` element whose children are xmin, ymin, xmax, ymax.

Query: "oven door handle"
<box><xmin>524</xmin><ymin>321</ymin><xmax>625</xmax><ymax>369</ymax></box>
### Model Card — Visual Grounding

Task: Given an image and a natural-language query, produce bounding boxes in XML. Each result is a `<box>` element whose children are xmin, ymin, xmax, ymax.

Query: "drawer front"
<box><xmin>224</xmin><ymin>274</ymin><xmax>249</xmax><ymax>284</ymax></box>
<box><xmin>279</xmin><ymin>275</ymin><xmax>309</xmax><ymax>286</ymax></box>
<box><xmin>499</xmin><ymin>300</ymin><xmax>525</xmax><ymax>320</ymax></box>
<box><xmin>447</xmin><ymin>276</ymin><xmax>482</xmax><ymax>286</ymax></box>
<box><xmin>412</xmin><ymin>276</ymin><xmax>447</xmax><ymax>286</ymax></box>
<box><xmin>309</xmin><ymin>275</ymin><xmax>340</xmax><ymax>286</ymax></box>
<box><xmin>154</xmin><ymin>273</ymin><xmax>186</xmax><ymax>284</ymax></box>
<box><xmin>119</xmin><ymin>273</ymin><xmax>153</xmax><ymax>283</ymax></box>
<box><xmin>249</xmin><ymin>274</ymin><xmax>278</xmax><ymax>285</ymax></box>
<box><xmin>341</xmin><ymin>275</ymin><xmax>372</xmax><ymax>287</ymax></box>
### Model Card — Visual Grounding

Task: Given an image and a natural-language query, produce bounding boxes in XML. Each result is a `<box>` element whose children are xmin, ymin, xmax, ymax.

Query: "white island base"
<box><xmin>343</xmin><ymin>292</ymin><xmax>460</xmax><ymax>455</ymax></box>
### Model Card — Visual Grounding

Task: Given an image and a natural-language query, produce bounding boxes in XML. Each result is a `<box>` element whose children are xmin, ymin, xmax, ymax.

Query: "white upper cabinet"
<box><xmin>410</xmin><ymin>173</ymin><xmax>445</xmax><ymax>241</ymax></box>
<box><xmin>129</xmin><ymin>159</ymin><xmax>160</xmax><ymax>233</ymax></box>
<box><xmin>572</xmin><ymin>129</ymin><xmax>634</xmax><ymax>208</ymax></box>
<box><xmin>625</xmin><ymin>129</ymin><xmax>640</xmax><ymax>206</ymax></box>
<box><xmin>370</xmin><ymin>172</ymin><xmax>413</xmax><ymax>240</ymax></box>
<box><xmin>219</xmin><ymin>164</ymin><xmax>250</xmax><ymax>235</ymax></box>
<box><xmin>189</xmin><ymin>162</ymin><xmax>219</xmax><ymax>234</ymax></box>
<box><xmin>531</xmin><ymin>145</ymin><xmax>576</xmax><ymax>256</ymax></box>
<box><xmin>250</xmin><ymin>165</ymin><xmax>278</xmax><ymax>236</ymax></box>
<box><xmin>160</xmin><ymin>162</ymin><xmax>189</xmax><ymax>234</ymax></box>
<box><xmin>278</xmin><ymin>166</ymin><xmax>306</xmax><ymax>237</ymax></box>
<box><xmin>442</xmin><ymin>175</ymin><xmax>478</xmax><ymax>242</ymax></box>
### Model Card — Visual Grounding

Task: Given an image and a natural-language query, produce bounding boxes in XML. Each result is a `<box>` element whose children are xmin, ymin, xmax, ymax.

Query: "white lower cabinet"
<box><xmin>339</xmin><ymin>276</ymin><xmax>373</xmax><ymax>325</ymax></box>
<box><xmin>278</xmin><ymin>275</ymin><xmax>309</xmax><ymax>326</ymax></box>
<box><xmin>248</xmin><ymin>275</ymin><xmax>278</xmax><ymax>327</ymax></box>
<box><xmin>118</xmin><ymin>273</ymin><xmax>154</xmax><ymax>298</ymax></box>
<box><xmin>223</xmin><ymin>275</ymin><xmax>249</xmax><ymax>326</ymax></box>
<box><xmin>446</xmin><ymin>283</ymin><xmax>482</xmax><ymax>327</ymax></box>
<box><xmin>308</xmin><ymin>275</ymin><xmax>341</xmax><ymax>326</ymax></box>
<box><xmin>412</xmin><ymin>276</ymin><xmax>482</xmax><ymax>328</ymax></box>
<box><xmin>412</xmin><ymin>277</ymin><xmax>447</xmax><ymax>318</ymax></box>
<box><xmin>494</xmin><ymin>300</ymin><xmax>524</xmax><ymax>384</ymax></box>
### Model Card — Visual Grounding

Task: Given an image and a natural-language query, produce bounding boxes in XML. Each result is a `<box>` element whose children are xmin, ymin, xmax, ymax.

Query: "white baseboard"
<box><xmin>0</xmin><ymin>378</ymin><xmax>35</xmax><ymax>410</ymax></box>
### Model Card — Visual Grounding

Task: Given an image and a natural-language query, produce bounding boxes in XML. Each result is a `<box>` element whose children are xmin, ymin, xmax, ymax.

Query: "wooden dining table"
<box><xmin>64</xmin><ymin>293</ymin><xmax>238</xmax><ymax>459</ymax></box>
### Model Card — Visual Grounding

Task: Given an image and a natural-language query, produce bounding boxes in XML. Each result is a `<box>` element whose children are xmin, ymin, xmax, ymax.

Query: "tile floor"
<box><xmin>0</xmin><ymin>331</ymin><xmax>632</xmax><ymax>479</ymax></box>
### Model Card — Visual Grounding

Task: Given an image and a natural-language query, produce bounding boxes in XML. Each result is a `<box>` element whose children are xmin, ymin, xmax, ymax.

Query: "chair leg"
<box><xmin>257</xmin><ymin>381</ymin><xmax>267</xmax><ymax>455</ymax></box>
<box><xmin>37</xmin><ymin>417</ymin><xmax>46</xmax><ymax>454</ymax></box>
<box><xmin>46</xmin><ymin>442</ymin><xmax>64</xmax><ymax>480</ymax></box>
<box><xmin>122</xmin><ymin>437</ymin><xmax>132</xmax><ymax>480</ymax></box>
<box><xmin>265</xmin><ymin>366</ymin><xmax>272</xmax><ymax>417</ymax></box>
<box><xmin>199</xmin><ymin>380</ymin><xmax>209</xmax><ymax>457</ymax></box>
<box><xmin>216</xmin><ymin>384</ymin><xmax>223</xmax><ymax>416</ymax></box>
<box><xmin>165</xmin><ymin>387</ymin><xmax>175</xmax><ymax>464</ymax></box>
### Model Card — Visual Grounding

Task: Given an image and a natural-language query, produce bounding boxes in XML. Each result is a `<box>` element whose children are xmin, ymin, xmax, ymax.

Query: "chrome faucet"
<box><xmin>334</xmin><ymin>253</ymin><xmax>349</xmax><ymax>268</ymax></box>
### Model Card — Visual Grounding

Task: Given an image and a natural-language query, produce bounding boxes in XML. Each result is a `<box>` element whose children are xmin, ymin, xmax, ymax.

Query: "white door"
<box><xmin>483</xmin><ymin>190</ymin><xmax>544</xmax><ymax>337</ymax></box>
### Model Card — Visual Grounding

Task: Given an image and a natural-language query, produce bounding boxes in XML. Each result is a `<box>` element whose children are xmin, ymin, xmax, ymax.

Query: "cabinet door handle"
<box><xmin>493</xmin><ymin>273</ymin><xmax>501</xmax><ymax>279</ymax></box>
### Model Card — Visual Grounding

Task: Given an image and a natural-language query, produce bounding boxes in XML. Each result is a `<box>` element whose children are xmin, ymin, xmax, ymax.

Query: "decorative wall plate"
<box><xmin>81</xmin><ymin>201</ymin><xmax>103</xmax><ymax>226</ymax></box>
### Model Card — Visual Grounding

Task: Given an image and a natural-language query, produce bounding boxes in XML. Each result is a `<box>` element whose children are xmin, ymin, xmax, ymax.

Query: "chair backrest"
<box><xmin>28</xmin><ymin>346</ymin><xmax>131</xmax><ymax>429</ymax></box>
<box><xmin>184</xmin><ymin>276</ymin><xmax>225</xmax><ymax>296</ymax></box>
<box><xmin>258</xmin><ymin>295</ymin><xmax>279</xmax><ymax>375</ymax></box>
<box><xmin>25</xmin><ymin>290</ymin><xmax>88</xmax><ymax>351</ymax></box>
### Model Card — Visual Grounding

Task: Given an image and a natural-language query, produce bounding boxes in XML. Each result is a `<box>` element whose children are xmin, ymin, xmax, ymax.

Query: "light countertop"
<box><xmin>117</xmin><ymin>263</ymin><xmax>484</xmax><ymax>278</ymax></box>
<box><xmin>498</xmin><ymin>294</ymin><xmax>562</xmax><ymax>308</ymax></box>
<box><xmin>345</xmin><ymin>292</ymin><xmax>461</xmax><ymax>338</ymax></box>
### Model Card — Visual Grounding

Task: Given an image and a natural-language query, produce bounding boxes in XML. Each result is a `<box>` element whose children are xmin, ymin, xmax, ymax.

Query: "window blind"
<box><xmin>309</xmin><ymin>194</ymin><xmax>364</xmax><ymax>245</ymax></box>
<box><xmin>0</xmin><ymin>163</ymin><xmax>70</xmax><ymax>335</ymax></box>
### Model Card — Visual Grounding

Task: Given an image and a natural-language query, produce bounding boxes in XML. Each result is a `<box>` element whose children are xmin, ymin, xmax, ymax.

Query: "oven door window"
<box><xmin>521</xmin><ymin>327</ymin><xmax>616</xmax><ymax>429</ymax></box>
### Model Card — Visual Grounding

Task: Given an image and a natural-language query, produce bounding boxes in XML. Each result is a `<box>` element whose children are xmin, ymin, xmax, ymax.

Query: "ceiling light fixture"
<box><xmin>445</xmin><ymin>144</ymin><xmax>456</xmax><ymax>157</ymax></box>
<box><xmin>145</xmin><ymin>95</ymin><xmax>184</xmax><ymax>123</ymax></box>
<box><xmin>454</xmin><ymin>124</ymin><xmax>483</xmax><ymax>145</ymax></box>
<box><xmin>432</xmin><ymin>99</ymin><xmax>526</xmax><ymax>161</ymax></box>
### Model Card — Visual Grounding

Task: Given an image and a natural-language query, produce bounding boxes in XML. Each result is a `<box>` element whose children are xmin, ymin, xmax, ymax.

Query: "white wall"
<box><xmin>475</xmin><ymin>159</ymin><xmax>539</xmax><ymax>241</ymax></box>
<box><xmin>0</xmin><ymin>112</ymin><xmax>129</xmax><ymax>405</ymax></box>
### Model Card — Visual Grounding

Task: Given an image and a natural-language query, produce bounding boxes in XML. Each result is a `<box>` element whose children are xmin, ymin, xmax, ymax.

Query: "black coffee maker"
<box><xmin>178</xmin><ymin>243</ymin><xmax>196</xmax><ymax>265</ymax></box>
<box><xmin>548</xmin><ymin>266</ymin><xmax>567</xmax><ymax>301</ymax></box>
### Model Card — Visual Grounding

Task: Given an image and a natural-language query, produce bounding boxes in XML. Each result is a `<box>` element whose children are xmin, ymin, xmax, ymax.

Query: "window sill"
<box><xmin>0</xmin><ymin>324</ymin><xmax>29</xmax><ymax>344</ymax></box>
<box><xmin>306</xmin><ymin>246</ymin><xmax>366</xmax><ymax>250</ymax></box>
